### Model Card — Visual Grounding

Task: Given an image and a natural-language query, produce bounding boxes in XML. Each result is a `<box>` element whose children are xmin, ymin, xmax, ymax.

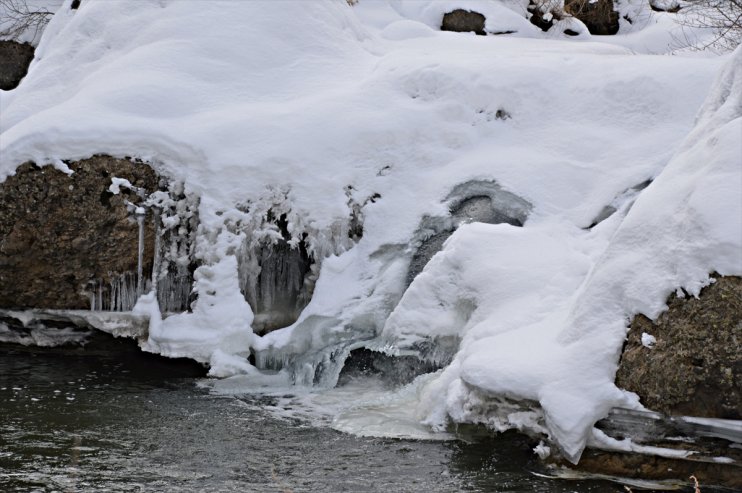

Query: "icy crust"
<box><xmin>0</xmin><ymin>322</ymin><xmax>89</xmax><ymax>347</ymax></box>
<box><xmin>390</xmin><ymin>48</ymin><xmax>742</xmax><ymax>462</ymax></box>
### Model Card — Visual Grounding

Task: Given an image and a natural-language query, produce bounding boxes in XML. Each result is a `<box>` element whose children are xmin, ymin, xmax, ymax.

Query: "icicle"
<box><xmin>110</xmin><ymin>276</ymin><xmax>117</xmax><ymax>311</ymax></box>
<box><xmin>151</xmin><ymin>207</ymin><xmax>162</xmax><ymax>295</ymax></box>
<box><xmin>136</xmin><ymin>209</ymin><xmax>145</xmax><ymax>296</ymax></box>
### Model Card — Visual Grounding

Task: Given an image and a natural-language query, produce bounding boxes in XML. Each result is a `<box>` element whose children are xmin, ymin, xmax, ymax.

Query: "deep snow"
<box><xmin>1</xmin><ymin>0</ymin><xmax>740</xmax><ymax>462</ymax></box>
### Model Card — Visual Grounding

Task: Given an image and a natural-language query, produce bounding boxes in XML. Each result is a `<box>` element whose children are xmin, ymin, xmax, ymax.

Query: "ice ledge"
<box><xmin>0</xmin><ymin>308</ymin><xmax>149</xmax><ymax>340</ymax></box>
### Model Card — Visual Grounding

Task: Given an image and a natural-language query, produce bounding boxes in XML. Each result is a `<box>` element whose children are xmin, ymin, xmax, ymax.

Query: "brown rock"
<box><xmin>615</xmin><ymin>275</ymin><xmax>742</xmax><ymax>419</ymax></box>
<box><xmin>0</xmin><ymin>156</ymin><xmax>159</xmax><ymax>309</ymax></box>
<box><xmin>441</xmin><ymin>9</ymin><xmax>487</xmax><ymax>36</ymax></box>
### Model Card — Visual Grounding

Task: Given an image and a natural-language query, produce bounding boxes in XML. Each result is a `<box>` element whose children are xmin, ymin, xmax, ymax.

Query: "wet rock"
<box><xmin>615</xmin><ymin>275</ymin><xmax>742</xmax><ymax>419</ymax></box>
<box><xmin>0</xmin><ymin>40</ymin><xmax>35</xmax><ymax>90</ymax></box>
<box><xmin>564</xmin><ymin>0</ymin><xmax>619</xmax><ymax>35</ymax></box>
<box><xmin>0</xmin><ymin>156</ymin><xmax>159</xmax><ymax>309</ymax></box>
<box><xmin>572</xmin><ymin>448</ymin><xmax>742</xmax><ymax>490</ymax></box>
<box><xmin>577</xmin><ymin>407</ymin><xmax>742</xmax><ymax>489</ymax></box>
<box><xmin>441</xmin><ymin>9</ymin><xmax>486</xmax><ymax>36</ymax></box>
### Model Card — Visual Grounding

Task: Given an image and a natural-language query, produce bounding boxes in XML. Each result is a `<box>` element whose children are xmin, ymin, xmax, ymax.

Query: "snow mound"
<box><xmin>398</xmin><ymin>46</ymin><xmax>742</xmax><ymax>461</ymax></box>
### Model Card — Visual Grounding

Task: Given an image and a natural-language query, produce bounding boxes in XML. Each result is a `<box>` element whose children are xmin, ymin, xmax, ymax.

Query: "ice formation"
<box><xmin>85</xmin><ymin>177</ymin><xmax>197</xmax><ymax>313</ymax></box>
<box><xmin>1</xmin><ymin>0</ymin><xmax>740</xmax><ymax>462</ymax></box>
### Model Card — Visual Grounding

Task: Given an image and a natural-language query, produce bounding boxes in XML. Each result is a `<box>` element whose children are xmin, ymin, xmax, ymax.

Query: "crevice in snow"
<box><xmin>587</xmin><ymin>178</ymin><xmax>652</xmax><ymax>229</ymax></box>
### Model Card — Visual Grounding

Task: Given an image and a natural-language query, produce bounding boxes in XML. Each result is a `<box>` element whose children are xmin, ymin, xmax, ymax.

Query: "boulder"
<box><xmin>564</xmin><ymin>0</ymin><xmax>619</xmax><ymax>35</ymax></box>
<box><xmin>441</xmin><ymin>9</ymin><xmax>487</xmax><ymax>36</ymax></box>
<box><xmin>615</xmin><ymin>275</ymin><xmax>741</xmax><ymax>419</ymax></box>
<box><xmin>0</xmin><ymin>40</ymin><xmax>35</xmax><ymax>90</ymax></box>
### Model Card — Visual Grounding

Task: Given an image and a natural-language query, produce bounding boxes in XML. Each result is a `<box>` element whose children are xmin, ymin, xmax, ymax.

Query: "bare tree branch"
<box><xmin>676</xmin><ymin>0</ymin><xmax>742</xmax><ymax>50</ymax></box>
<box><xmin>0</xmin><ymin>0</ymin><xmax>54</xmax><ymax>42</ymax></box>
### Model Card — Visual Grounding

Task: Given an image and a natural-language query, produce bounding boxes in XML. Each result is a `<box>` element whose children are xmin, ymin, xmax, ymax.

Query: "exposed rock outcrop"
<box><xmin>552</xmin><ymin>275</ymin><xmax>742</xmax><ymax>489</ymax></box>
<box><xmin>527</xmin><ymin>2</ymin><xmax>557</xmax><ymax>32</ymax></box>
<box><xmin>528</xmin><ymin>0</ymin><xmax>619</xmax><ymax>35</ymax></box>
<box><xmin>564</xmin><ymin>0</ymin><xmax>619</xmax><ymax>35</ymax></box>
<box><xmin>616</xmin><ymin>275</ymin><xmax>741</xmax><ymax>419</ymax></box>
<box><xmin>0</xmin><ymin>40</ymin><xmax>35</xmax><ymax>90</ymax></box>
<box><xmin>0</xmin><ymin>156</ymin><xmax>159</xmax><ymax>310</ymax></box>
<box><xmin>441</xmin><ymin>9</ymin><xmax>487</xmax><ymax>36</ymax></box>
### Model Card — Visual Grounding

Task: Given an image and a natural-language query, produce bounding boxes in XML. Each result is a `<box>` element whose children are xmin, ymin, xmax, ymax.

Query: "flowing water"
<box><xmin>0</xmin><ymin>337</ymin><xmax>652</xmax><ymax>493</ymax></box>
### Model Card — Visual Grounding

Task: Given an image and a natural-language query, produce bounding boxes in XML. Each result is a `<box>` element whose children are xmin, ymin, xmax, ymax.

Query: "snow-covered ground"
<box><xmin>1</xmin><ymin>0</ymin><xmax>740</xmax><ymax>462</ymax></box>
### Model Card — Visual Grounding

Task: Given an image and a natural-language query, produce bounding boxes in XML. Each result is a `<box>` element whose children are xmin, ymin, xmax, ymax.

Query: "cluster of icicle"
<box><xmin>231</xmin><ymin>185</ymin><xmax>364</xmax><ymax>322</ymax></box>
<box><xmin>146</xmin><ymin>180</ymin><xmax>199</xmax><ymax>313</ymax></box>
<box><xmin>89</xmin><ymin>179</ymin><xmax>198</xmax><ymax>314</ymax></box>
<box><xmin>89</xmin><ymin>272</ymin><xmax>139</xmax><ymax>311</ymax></box>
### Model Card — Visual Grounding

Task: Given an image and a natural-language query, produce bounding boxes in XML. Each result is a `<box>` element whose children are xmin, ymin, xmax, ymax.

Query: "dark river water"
<box><xmin>0</xmin><ymin>338</ymin><xmax>649</xmax><ymax>492</ymax></box>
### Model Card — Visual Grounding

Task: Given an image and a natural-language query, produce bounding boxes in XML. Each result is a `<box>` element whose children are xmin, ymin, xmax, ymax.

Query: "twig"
<box><xmin>690</xmin><ymin>474</ymin><xmax>701</xmax><ymax>493</ymax></box>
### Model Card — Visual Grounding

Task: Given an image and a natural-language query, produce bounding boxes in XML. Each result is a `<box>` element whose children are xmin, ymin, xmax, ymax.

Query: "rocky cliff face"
<box><xmin>0</xmin><ymin>156</ymin><xmax>159</xmax><ymax>310</ymax></box>
<box><xmin>616</xmin><ymin>275</ymin><xmax>741</xmax><ymax>419</ymax></box>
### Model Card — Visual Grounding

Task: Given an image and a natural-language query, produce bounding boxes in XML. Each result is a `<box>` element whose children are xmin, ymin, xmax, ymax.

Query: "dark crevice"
<box><xmin>338</xmin><ymin>348</ymin><xmax>441</xmax><ymax>387</ymax></box>
<box><xmin>587</xmin><ymin>179</ymin><xmax>652</xmax><ymax>229</ymax></box>
<box><xmin>247</xmin><ymin>212</ymin><xmax>315</xmax><ymax>335</ymax></box>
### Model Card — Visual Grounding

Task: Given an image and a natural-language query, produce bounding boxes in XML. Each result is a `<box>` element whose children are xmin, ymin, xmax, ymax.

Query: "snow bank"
<box><xmin>0</xmin><ymin>0</ymin><xmax>737</xmax><ymax>461</ymax></box>
<box><xmin>395</xmin><ymin>46</ymin><xmax>742</xmax><ymax>461</ymax></box>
